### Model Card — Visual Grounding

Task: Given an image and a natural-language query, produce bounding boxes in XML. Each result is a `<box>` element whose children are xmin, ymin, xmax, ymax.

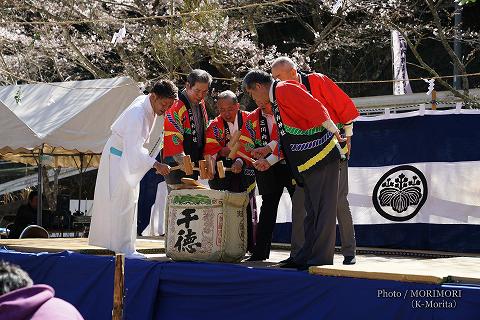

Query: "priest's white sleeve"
<box><xmin>120</xmin><ymin>115</ymin><xmax>156</xmax><ymax>187</ymax></box>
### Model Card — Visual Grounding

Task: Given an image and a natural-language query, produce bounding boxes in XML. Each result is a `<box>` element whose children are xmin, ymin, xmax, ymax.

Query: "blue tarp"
<box><xmin>1</xmin><ymin>250</ymin><xmax>479</xmax><ymax>320</ymax></box>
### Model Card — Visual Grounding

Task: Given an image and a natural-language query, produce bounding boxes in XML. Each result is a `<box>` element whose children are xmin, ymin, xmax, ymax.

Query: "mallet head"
<box><xmin>216</xmin><ymin>161</ymin><xmax>226</xmax><ymax>178</ymax></box>
<box><xmin>183</xmin><ymin>155</ymin><xmax>193</xmax><ymax>175</ymax></box>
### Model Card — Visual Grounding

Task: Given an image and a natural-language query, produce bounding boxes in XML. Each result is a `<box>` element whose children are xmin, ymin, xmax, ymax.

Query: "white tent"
<box><xmin>0</xmin><ymin>101</ymin><xmax>40</xmax><ymax>152</ymax></box>
<box><xmin>0</xmin><ymin>77</ymin><xmax>141</xmax><ymax>224</ymax></box>
<box><xmin>0</xmin><ymin>76</ymin><xmax>141</xmax><ymax>167</ymax></box>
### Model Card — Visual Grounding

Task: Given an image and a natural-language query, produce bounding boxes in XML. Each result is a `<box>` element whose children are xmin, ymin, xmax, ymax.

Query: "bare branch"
<box><xmin>63</xmin><ymin>27</ymin><xmax>109</xmax><ymax>78</ymax></box>
<box><xmin>395</xmin><ymin>24</ymin><xmax>477</xmax><ymax>107</ymax></box>
<box><xmin>425</xmin><ymin>0</ymin><xmax>469</xmax><ymax>92</ymax></box>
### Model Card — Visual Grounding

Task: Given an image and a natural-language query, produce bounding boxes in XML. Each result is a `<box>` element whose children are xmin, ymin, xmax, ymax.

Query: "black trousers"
<box><xmin>294</xmin><ymin>159</ymin><xmax>340</xmax><ymax>266</ymax></box>
<box><xmin>246</xmin><ymin>194</ymin><xmax>255</xmax><ymax>253</ymax></box>
<box><xmin>252</xmin><ymin>185</ymin><xmax>295</xmax><ymax>260</ymax></box>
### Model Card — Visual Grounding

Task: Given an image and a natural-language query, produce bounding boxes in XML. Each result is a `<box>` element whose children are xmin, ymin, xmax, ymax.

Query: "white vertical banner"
<box><xmin>331</xmin><ymin>0</ymin><xmax>343</xmax><ymax>14</ymax></box>
<box><xmin>391</xmin><ymin>30</ymin><xmax>413</xmax><ymax>95</ymax></box>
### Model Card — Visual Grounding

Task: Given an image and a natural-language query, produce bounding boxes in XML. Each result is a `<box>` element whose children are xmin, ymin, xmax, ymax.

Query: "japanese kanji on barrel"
<box><xmin>165</xmin><ymin>189</ymin><xmax>249</xmax><ymax>262</ymax></box>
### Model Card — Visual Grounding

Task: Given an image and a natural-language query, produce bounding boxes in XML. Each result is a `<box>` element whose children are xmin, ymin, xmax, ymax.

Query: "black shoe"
<box><xmin>279</xmin><ymin>257</ymin><xmax>294</xmax><ymax>264</ymax></box>
<box><xmin>280</xmin><ymin>260</ymin><xmax>303</xmax><ymax>269</ymax></box>
<box><xmin>343</xmin><ymin>256</ymin><xmax>356</xmax><ymax>265</ymax></box>
<box><xmin>245</xmin><ymin>255</ymin><xmax>265</xmax><ymax>262</ymax></box>
<box><xmin>296</xmin><ymin>264</ymin><xmax>310</xmax><ymax>271</ymax></box>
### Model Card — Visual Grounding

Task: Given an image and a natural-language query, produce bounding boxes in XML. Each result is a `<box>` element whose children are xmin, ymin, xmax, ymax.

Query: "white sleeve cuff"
<box><xmin>322</xmin><ymin>119</ymin><xmax>339</xmax><ymax>133</ymax></box>
<box><xmin>344</xmin><ymin>123</ymin><xmax>353</xmax><ymax>137</ymax></box>
<box><xmin>149</xmin><ymin>156</ymin><xmax>157</xmax><ymax>168</ymax></box>
<box><xmin>266</xmin><ymin>154</ymin><xmax>280</xmax><ymax>166</ymax></box>
<box><xmin>267</xmin><ymin>140</ymin><xmax>277</xmax><ymax>152</ymax></box>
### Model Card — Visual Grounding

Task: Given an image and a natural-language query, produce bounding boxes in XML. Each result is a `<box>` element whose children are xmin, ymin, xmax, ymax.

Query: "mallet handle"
<box><xmin>236</xmin><ymin>150</ymin><xmax>255</xmax><ymax>164</ymax></box>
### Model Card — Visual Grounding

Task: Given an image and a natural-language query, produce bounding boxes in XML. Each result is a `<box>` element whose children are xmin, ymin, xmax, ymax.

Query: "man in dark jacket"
<box><xmin>8</xmin><ymin>191</ymin><xmax>38</xmax><ymax>239</ymax></box>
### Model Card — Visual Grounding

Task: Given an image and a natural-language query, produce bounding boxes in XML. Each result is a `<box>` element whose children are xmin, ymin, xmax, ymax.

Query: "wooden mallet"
<box><xmin>227</xmin><ymin>142</ymin><xmax>241</xmax><ymax>159</ymax></box>
<box><xmin>203</xmin><ymin>155</ymin><xmax>215</xmax><ymax>179</ymax></box>
<box><xmin>236</xmin><ymin>150</ymin><xmax>256</xmax><ymax>164</ymax></box>
<box><xmin>216</xmin><ymin>161</ymin><xmax>230</xmax><ymax>179</ymax></box>
<box><xmin>227</xmin><ymin>131</ymin><xmax>242</xmax><ymax>149</ymax></box>
<box><xmin>169</xmin><ymin>155</ymin><xmax>194</xmax><ymax>175</ymax></box>
<box><xmin>227</xmin><ymin>141</ymin><xmax>256</xmax><ymax>164</ymax></box>
<box><xmin>181</xmin><ymin>177</ymin><xmax>208</xmax><ymax>189</ymax></box>
<box><xmin>170</xmin><ymin>155</ymin><xmax>204</xmax><ymax>177</ymax></box>
<box><xmin>198</xmin><ymin>160</ymin><xmax>208</xmax><ymax>179</ymax></box>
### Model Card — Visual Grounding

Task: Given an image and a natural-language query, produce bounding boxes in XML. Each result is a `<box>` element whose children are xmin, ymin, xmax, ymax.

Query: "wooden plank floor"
<box><xmin>1</xmin><ymin>237</ymin><xmax>479</xmax><ymax>284</ymax></box>
<box><xmin>310</xmin><ymin>255</ymin><xmax>480</xmax><ymax>284</ymax></box>
<box><xmin>146</xmin><ymin>249</ymin><xmax>480</xmax><ymax>285</ymax></box>
<box><xmin>0</xmin><ymin>237</ymin><xmax>165</xmax><ymax>255</ymax></box>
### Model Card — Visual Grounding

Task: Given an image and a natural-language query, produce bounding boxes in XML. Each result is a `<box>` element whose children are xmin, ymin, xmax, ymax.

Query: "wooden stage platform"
<box><xmin>1</xmin><ymin>237</ymin><xmax>479</xmax><ymax>285</ymax></box>
<box><xmin>0</xmin><ymin>237</ymin><xmax>166</xmax><ymax>255</ymax></box>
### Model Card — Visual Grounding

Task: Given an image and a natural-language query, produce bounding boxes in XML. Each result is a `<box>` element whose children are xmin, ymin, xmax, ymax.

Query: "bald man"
<box><xmin>271</xmin><ymin>57</ymin><xmax>359</xmax><ymax>265</ymax></box>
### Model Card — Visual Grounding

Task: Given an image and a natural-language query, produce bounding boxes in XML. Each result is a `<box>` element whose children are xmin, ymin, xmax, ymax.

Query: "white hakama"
<box><xmin>88</xmin><ymin>95</ymin><xmax>157</xmax><ymax>254</ymax></box>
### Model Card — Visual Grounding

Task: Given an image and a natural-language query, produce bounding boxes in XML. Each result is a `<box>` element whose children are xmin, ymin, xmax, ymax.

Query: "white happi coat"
<box><xmin>88</xmin><ymin>95</ymin><xmax>157</xmax><ymax>254</ymax></box>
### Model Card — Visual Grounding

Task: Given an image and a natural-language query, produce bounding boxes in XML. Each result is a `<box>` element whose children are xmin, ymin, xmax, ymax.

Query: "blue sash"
<box><xmin>110</xmin><ymin>146</ymin><xmax>123</xmax><ymax>157</ymax></box>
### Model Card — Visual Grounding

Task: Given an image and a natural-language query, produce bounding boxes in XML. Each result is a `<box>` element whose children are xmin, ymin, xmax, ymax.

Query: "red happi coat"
<box><xmin>271</xmin><ymin>80</ymin><xmax>339</xmax><ymax>178</ymax></box>
<box><xmin>236</xmin><ymin>107</ymin><xmax>282</xmax><ymax>166</ymax></box>
<box><xmin>273</xmin><ymin>81</ymin><xmax>331</xmax><ymax>134</ymax></box>
<box><xmin>300</xmin><ymin>72</ymin><xmax>359</xmax><ymax>154</ymax></box>
<box><xmin>237</xmin><ymin>107</ymin><xmax>293</xmax><ymax>195</ymax></box>
<box><xmin>203</xmin><ymin>110</ymin><xmax>250</xmax><ymax>157</ymax></box>
<box><xmin>163</xmin><ymin>92</ymin><xmax>208</xmax><ymax>163</ymax></box>
<box><xmin>301</xmin><ymin>72</ymin><xmax>359</xmax><ymax>125</ymax></box>
<box><xmin>204</xmin><ymin>110</ymin><xmax>254</xmax><ymax>192</ymax></box>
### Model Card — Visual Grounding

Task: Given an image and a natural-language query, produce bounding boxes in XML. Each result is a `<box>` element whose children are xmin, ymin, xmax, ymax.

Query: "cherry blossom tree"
<box><xmin>273</xmin><ymin>0</ymin><xmax>479</xmax><ymax>104</ymax></box>
<box><xmin>0</xmin><ymin>1</ymin><xmax>279</xmax><ymax>88</ymax></box>
<box><xmin>0</xmin><ymin>0</ymin><xmax>478</xmax><ymax>105</ymax></box>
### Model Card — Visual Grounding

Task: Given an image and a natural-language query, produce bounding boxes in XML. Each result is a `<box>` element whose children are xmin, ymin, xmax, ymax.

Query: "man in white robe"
<box><xmin>88</xmin><ymin>80</ymin><xmax>177</xmax><ymax>258</ymax></box>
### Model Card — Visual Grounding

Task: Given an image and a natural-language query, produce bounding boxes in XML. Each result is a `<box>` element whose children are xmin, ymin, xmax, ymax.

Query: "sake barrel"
<box><xmin>165</xmin><ymin>189</ymin><xmax>248</xmax><ymax>262</ymax></box>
